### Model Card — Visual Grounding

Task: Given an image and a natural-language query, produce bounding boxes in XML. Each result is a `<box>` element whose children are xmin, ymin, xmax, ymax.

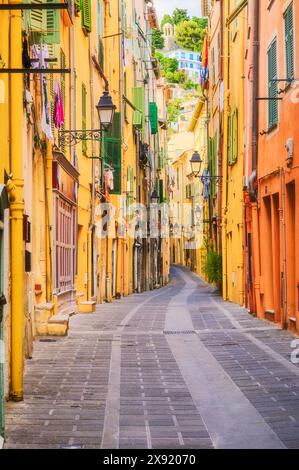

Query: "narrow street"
<box><xmin>5</xmin><ymin>267</ymin><xmax>299</xmax><ymax>450</ymax></box>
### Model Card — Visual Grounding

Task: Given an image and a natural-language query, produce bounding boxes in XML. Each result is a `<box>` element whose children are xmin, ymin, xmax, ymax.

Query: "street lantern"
<box><xmin>96</xmin><ymin>89</ymin><xmax>116</xmax><ymax>131</ymax></box>
<box><xmin>190</xmin><ymin>151</ymin><xmax>203</xmax><ymax>178</ymax></box>
<box><xmin>151</xmin><ymin>189</ymin><xmax>159</xmax><ymax>204</ymax></box>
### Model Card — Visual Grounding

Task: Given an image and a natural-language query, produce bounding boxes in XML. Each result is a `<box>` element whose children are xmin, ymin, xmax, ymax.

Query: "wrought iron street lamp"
<box><xmin>96</xmin><ymin>89</ymin><xmax>116</xmax><ymax>131</ymax></box>
<box><xmin>189</xmin><ymin>151</ymin><xmax>203</xmax><ymax>178</ymax></box>
<box><xmin>151</xmin><ymin>189</ymin><xmax>159</xmax><ymax>204</ymax></box>
<box><xmin>189</xmin><ymin>151</ymin><xmax>222</xmax><ymax>185</ymax></box>
<box><xmin>59</xmin><ymin>88</ymin><xmax>116</xmax><ymax>147</ymax></box>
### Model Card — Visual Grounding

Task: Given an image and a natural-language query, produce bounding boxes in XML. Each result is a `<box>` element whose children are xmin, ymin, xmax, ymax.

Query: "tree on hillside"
<box><xmin>192</xmin><ymin>17</ymin><xmax>208</xmax><ymax>29</ymax></box>
<box><xmin>172</xmin><ymin>8</ymin><xmax>190</xmax><ymax>25</ymax></box>
<box><xmin>161</xmin><ymin>14</ymin><xmax>173</xmax><ymax>29</ymax></box>
<box><xmin>152</xmin><ymin>29</ymin><xmax>164</xmax><ymax>53</ymax></box>
<box><xmin>175</xmin><ymin>19</ymin><xmax>207</xmax><ymax>52</ymax></box>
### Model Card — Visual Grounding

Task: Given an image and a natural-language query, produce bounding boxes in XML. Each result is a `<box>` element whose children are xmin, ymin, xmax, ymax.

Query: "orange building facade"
<box><xmin>245</xmin><ymin>0</ymin><xmax>299</xmax><ymax>333</ymax></box>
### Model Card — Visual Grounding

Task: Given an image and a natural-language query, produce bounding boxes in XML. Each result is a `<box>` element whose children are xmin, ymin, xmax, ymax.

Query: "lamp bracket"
<box><xmin>58</xmin><ymin>129</ymin><xmax>103</xmax><ymax>147</ymax></box>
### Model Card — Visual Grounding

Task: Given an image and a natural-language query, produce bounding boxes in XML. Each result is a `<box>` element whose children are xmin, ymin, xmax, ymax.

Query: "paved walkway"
<box><xmin>5</xmin><ymin>267</ymin><xmax>299</xmax><ymax>449</ymax></box>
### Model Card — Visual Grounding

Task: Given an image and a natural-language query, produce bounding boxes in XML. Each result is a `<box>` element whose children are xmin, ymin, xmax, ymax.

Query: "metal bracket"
<box><xmin>0</xmin><ymin>2</ymin><xmax>68</xmax><ymax>10</ymax></box>
<box><xmin>58</xmin><ymin>129</ymin><xmax>103</xmax><ymax>147</ymax></box>
<box><xmin>0</xmin><ymin>68</ymin><xmax>70</xmax><ymax>74</ymax></box>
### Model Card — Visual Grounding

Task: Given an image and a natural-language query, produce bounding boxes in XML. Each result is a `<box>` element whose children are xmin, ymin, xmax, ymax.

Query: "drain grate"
<box><xmin>164</xmin><ymin>330</ymin><xmax>196</xmax><ymax>335</ymax></box>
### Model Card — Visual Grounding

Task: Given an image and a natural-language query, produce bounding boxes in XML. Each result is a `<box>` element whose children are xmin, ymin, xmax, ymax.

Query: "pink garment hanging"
<box><xmin>53</xmin><ymin>80</ymin><xmax>64</xmax><ymax>129</ymax></box>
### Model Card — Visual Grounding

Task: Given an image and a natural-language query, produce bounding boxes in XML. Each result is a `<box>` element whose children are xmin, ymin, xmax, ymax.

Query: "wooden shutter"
<box><xmin>232</xmin><ymin>108</ymin><xmax>238</xmax><ymax>164</ymax></box>
<box><xmin>74</xmin><ymin>0</ymin><xmax>81</xmax><ymax>15</ymax></box>
<box><xmin>45</xmin><ymin>0</ymin><xmax>60</xmax><ymax>44</ymax></box>
<box><xmin>159</xmin><ymin>179</ymin><xmax>164</xmax><ymax>203</ymax></box>
<box><xmin>149</xmin><ymin>102</ymin><xmax>158</xmax><ymax>134</ymax></box>
<box><xmin>228</xmin><ymin>114</ymin><xmax>233</xmax><ymax>165</ymax></box>
<box><xmin>103</xmin><ymin>112</ymin><xmax>122</xmax><ymax>194</ymax></box>
<box><xmin>81</xmin><ymin>0</ymin><xmax>92</xmax><ymax>33</ymax></box>
<box><xmin>132</xmin><ymin>87</ymin><xmax>145</xmax><ymax>131</ymax></box>
<box><xmin>28</xmin><ymin>0</ymin><xmax>44</xmax><ymax>44</ymax></box>
<box><xmin>82</xmin><ymin>83</ymin><xmax>87</xmax><ymax>155</ymax></box>
<box><xmin>268</xmin><ymin>38</ymin><xmax>278</xmax><ymax>128</ymax></box>
<box><xmin>60</xmin><ymin>48</ymin><xmax>66</xmax><ymax>153</ymax></box>
<box><xmin>284</xmin><ymin>3</ymin><xmax>294</xmax><ymax>80</ymax></box>
<box><xmin>28</xmin><ymin>0</ymin><xmax>60</xmax><ymax>44</ymax></box>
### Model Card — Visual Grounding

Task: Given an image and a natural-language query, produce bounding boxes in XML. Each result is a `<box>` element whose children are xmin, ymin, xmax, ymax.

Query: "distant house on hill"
<box><xmin>162</xmin><ymin>23</ymin><xmax>202</xmax><ymax>82</ymax></box>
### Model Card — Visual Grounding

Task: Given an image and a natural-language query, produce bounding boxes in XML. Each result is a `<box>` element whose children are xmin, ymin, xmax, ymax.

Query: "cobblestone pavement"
<box><xmin>5</xmin><ymin>267</ymin><xmax>299</xmax><ymax>449</ymax></box>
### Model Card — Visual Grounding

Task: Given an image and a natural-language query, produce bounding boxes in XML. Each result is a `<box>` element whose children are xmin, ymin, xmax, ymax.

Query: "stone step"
<box><xmin>78</xmin><ymin>300</ymin><xmax>96</xmax><ymax>314</ymax></box>
<box><xmin>34</xmin><ymin>302</ymin><xmax>54</xmax><ymax>336</ymax></box>
<box><xmin>47</xmin><ymin>314</ymin><xmax>69</xmax><ymax>336</ymax></box>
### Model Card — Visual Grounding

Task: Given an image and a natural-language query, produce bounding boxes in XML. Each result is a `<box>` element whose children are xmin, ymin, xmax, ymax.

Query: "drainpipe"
<box><xmin>222</xmin><ymin>0</ymin><xmax>230</xmax><ymax>301</ymax></box>
<box><xmin>249</xmin><ymin>0</ymin><xmax>260</xmax><ymax>201</ymax></box>
<box><xmin>281</xmin><ymin>168</ymin><xmax>288</xmax><ymax>327</ymax></box>
<box><xmin>8</xmin><ymin>0</ymin><xmax>24</xmax><ymax>401</ymax></box>
<box><xmin>250</xmin><ymin>0</ymin><xmax>262</xmax><ymax>317</ymax></box>
<box><xmin>88</xmin><ymin>33</ymin><xmax>96</xmax><ymax>302</ymax></box>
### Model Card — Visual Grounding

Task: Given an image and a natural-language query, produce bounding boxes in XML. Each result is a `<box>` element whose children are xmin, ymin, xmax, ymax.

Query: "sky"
<box><xmin>155</xmin><ymin>0</ymin><xmax>202</xmax><ymax>23</ymax></box>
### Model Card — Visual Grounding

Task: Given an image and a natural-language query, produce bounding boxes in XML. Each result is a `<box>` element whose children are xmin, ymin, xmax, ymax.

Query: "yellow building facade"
<box><xmin>222</xmin><ymin>0</ymin><xmax>245</xmax><ymax>305</ymax></box>
<box><xmin>0</xmin><ymin>0</ymin><xmax>168</xmax><ymax>433</ymax></box>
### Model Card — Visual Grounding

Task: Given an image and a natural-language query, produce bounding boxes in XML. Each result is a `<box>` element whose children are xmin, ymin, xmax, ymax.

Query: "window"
<box><xmin>284</xmin><ymin>2</ymin><xmax>294</xmax><ymax>80</ymax></box>
<box><xmin>54</xmin><ymin>196</ymin><xmax>76</xmax><ymax>292</ymax></box>
<box><xmin>189</xmin><ymin>53</ymin><xmax>194</xmax><ymax>60</ymax></box>
<box><xmin>181</xmin><ymin>52</ymin><xmax>186</xmax><ymax>59</ymax></box>
<box><xmin>267</xmin><ymin>38</ymin><xmax>278</xmax><ymax>129</ymax></box>
<box><xmin>175</xmin><ymin>52</ymin><xmax>179</xmax><ymax>58</ymax></box>
<box><xmin>197</xmin><ymin>55</ymin><xmax>200</xmax><ymax>62</ymax></box>
<box><xmin>190</xmin><ymin>63</ymin><xmax>194</xmax><ymax>69</ymax></box>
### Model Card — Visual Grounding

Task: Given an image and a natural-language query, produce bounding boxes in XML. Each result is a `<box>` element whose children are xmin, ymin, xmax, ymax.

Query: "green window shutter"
<box><xmin>268</xmin><ymin>38</ymin><xmax>278</xmax><ymax>128</ymax></box>
<box><xmin>124</xmin><ymin>72</ymin><xmax>128</xmax><ymax>121</ymax></box>
<box><xmin>103</xmin><ymin>112</ymin><xmax>122</xmax><ymax>194</ymax></box>
<box><xmin>81</xmin><ymin>0</ymin><xmax>92</xmax><ymax>33</ymax></box>
<box><xmin>60</xmin><ymin>49</ymin><xmax>66</xmax><ymax>153</ymax></box>
<box><xmin>98</xmin><ymin>1</ymin><xmax>104</xmax><ymax>67</ymax></box>
<box><xmin>211</xmin><ymin>134</ymin><xmax>217</xmax><ymax>198</ymax></box>
<box><xmin>82</xmin><ymin>83</ymin><xmax>87</xmax><ymax>155</ymax></box>
<box><xmin>74</xmin><ymin>0</ymin><xmax>81</xmax><ymax>15</ymax></box>
<box><xmin>232</xmin><ymin>108</ymin><xmax>238</xmax><ymax>164</ymax></box>
<box><xmin>45</xmin><ymin>0</ymin><xmax>60</xmax><ymax>44</ymax></box>
<box><xmin>284</xmin><ymin>3</ymin><xmax>294</xmax><ymax>80</ymax></box>
<box><xmin>28</xmin><ymin>0</ymin><xmax>44</xmax><ymax>44</ymax></box>
<box><xmin>159</xmin><ymin>179</ymin><xmax>164</xmax><ymax>203</ymax></box>
<box><xmin>228</xmin><ymin>114</ymin><xmax>233</xmax><ymax>165</ymax></box>
<box><xmin>149</xmin><ymin>102</ymin><xmax>158</xmax><ymax>134</ymax></box>
<box><xmin>132</xmin><ymin>87</ymin><xmax>145</xmax><ymax>130</ymax></box>
<box><xmin>122</xmin><ymin>0</ymin><xmax>128</xmax><ymax>37</ymax></box>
